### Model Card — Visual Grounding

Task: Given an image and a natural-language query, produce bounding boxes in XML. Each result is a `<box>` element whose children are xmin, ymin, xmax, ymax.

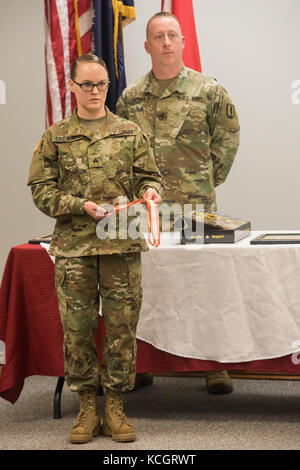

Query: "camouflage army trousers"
<box><xmin>54</xmin><ymin>252</ymin><xmax>142</xmax><ymax>393</ymax></box>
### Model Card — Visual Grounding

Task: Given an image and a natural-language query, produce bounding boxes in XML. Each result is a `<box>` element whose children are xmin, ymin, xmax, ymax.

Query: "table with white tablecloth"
<box><xmin>137</xmin><ymin>231</ymin><xmax>300</xmax><ymax>363</ymax></box>
<box><xmin>2</xmin><ymin>232</ymin><xmax>300</xmax><ymax>411</ymax></box>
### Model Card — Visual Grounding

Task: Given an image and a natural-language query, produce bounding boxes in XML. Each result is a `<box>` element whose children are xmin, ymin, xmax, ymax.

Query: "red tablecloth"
<box><xmin>1</xmin><ymin>244</ymin><xmax>299</xmax><ymax>404</ymax></box>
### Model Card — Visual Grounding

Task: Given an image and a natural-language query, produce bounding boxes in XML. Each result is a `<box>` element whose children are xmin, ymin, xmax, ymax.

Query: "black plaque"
<box><xmin>180</xmin><ymin>211</ymin><xmax>251</xmax><ymax>244</ymax></box>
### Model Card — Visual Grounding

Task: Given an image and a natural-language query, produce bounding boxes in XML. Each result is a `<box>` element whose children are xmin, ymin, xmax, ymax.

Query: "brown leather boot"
<box><xmin>69</xmin><ymin>387</ymin><xmax>102</xmax><ymax>444</ymax></box>
<box><xmin>132</xmin><ymin>373</ymin><xmax>154</xmax><ymax>391</ymax></box>
<box><xmin>206</xmin><ymin>370</ymin><xmax>233</xmax><ymax>395</ymax></box>
<box><xmin>102</xmin><ymin>389</ymin><xmax>136</xmax><ymax>442</ymax></box>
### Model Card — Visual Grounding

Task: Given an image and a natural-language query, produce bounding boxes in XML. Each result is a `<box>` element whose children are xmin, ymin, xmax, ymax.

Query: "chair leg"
<box><xmin>53</xmin><ymin>376</ymin><xmax>65</xmax><ymax>419</ymax></box>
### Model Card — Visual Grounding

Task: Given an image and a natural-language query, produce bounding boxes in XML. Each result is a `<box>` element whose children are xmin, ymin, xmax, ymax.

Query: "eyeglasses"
<box><xmin>72</xmin><ymin>80</ymin><xmax>110</xmax><ymax>92</ymax></box>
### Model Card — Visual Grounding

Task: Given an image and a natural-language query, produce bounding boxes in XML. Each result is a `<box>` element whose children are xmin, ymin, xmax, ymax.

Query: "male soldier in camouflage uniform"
<box><xmin>28</xmin><ymin>54</ymin><xmax>163</xmax><ymax>443</ymax></box>
<box><xmin>117</xmin><ymin>12</ymin><xmax>240</xmax><ymax>395</ymax></box>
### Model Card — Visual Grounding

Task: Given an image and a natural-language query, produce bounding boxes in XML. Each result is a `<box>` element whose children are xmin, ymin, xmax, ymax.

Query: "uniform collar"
<box><xmin>142</xmin><ymin>65</ymin><xmax>189</xmax><ymax>98</ymax></box>
<box><xmin>67</xmin><ymin>107</ymin><xmax>123</xmax><ymax>140</ymax></box>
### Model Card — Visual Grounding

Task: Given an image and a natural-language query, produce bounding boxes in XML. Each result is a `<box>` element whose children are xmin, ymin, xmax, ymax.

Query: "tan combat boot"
<box><xmin>206</xmin><ymin>370</ymin><xmax>233</xmax><ymax>395</ymax></box>
<box><xmin>69</xmin><ymin>387</ymin><xmax>102</xmax><ymax>444</ymax></box>
<box><xmin>102</xmin><ymin>389</ymin><xmax>136</xmax><ymax>442</ymax></box>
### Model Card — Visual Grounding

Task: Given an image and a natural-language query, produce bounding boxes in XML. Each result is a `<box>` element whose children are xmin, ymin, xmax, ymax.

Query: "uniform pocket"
<box><xmin>58</xmin><ymin>149</ymin><xmax>77</xmax><ymax>172</ymax></box>
<box><xmin>55</xmin><ymin>259</ymin><xmax>66</xmax><ymax>286</ymax></box>
<box><xmin>53</xmin><ymin>136</ymin><xmax>90</xmax><ymax>189</ymax></box>
<box><xmin>54</xmin><ymin>259</ymin><xmax>67</xmax><ymax>313</ymax></box>
<box><xmin>175</xmin><ymin>104</ymin><xmax>209</xmax><ymax>138</ymax></box>
<box><xmin>89</xmin><ymin>137</ymin><xmax>133</xmax><ymax>201</ymax></box>
<box><xmin>125</xmin><ymin>252</ymin><xmax>142</xmax><ymax>288</ymax></box>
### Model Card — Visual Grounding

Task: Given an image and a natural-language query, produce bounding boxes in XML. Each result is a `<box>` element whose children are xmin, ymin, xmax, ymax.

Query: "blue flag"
<box><xmin>92</xmin><ymin>0</ymin><xmax>135</xmax><ymax>113</ymax></box>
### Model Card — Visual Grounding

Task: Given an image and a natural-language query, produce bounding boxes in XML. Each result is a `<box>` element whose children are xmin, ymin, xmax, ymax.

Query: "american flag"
<box><xmin>44</xmin><ymin>0</ymin><xmax>135</xmax><ymax>127</ymax></box>
<box><xmin>161</xmin><ymin>0</ymin><xmax>202</xmax><ymax>73</ymax></box>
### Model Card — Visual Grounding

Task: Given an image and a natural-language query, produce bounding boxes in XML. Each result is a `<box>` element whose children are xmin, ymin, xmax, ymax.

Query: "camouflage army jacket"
<box><xmin>117</xmin><ymin>66</ymin><xmax>240</xmax><ymax>211</ymax></box>
<box><xmin>28</xmin><ymin>108</ymin><xmax>163</xmax><ymax>257</ymax></box>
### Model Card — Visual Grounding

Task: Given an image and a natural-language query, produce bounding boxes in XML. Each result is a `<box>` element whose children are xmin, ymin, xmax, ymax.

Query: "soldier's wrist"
<box><xmin>71</xmin><ymin>198</ymin><xmax>87</xmax><ymax>215</ymax></box>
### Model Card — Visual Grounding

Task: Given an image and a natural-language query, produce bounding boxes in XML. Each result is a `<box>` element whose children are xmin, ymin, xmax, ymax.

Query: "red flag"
<box><xmin>44</xmin><ymin>0</ymin><xmax>93</xmax><ymax>127</ymax></box>
<box><xmin>161</xmin><ymin>0</ymin><xmax>202</xmax><ymax>72</ymax></box>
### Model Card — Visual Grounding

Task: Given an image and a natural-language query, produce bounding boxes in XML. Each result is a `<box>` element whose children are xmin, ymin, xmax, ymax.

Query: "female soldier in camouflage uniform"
<box><xmin>28</xmin><ymin>54</ymin><xmax>163</xmax><ymax>443</ymax></box>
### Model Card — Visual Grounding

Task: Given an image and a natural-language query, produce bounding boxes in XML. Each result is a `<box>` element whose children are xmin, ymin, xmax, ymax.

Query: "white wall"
<box><xmin>0</xmin><ymin>0</ymin><xmax>299</xmax><ymax>277</ymax></box>
<box><xmin>0</xmin><ymin>0</ymin><xmax>54</xmax><ymax>278</ymax></box>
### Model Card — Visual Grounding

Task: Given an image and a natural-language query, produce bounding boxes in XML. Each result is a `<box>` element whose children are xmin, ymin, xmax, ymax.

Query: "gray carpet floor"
<box><xmin>0</xmin><ymin>375</ymin><xmax>300</xmax><ymax>450</ymax></box>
